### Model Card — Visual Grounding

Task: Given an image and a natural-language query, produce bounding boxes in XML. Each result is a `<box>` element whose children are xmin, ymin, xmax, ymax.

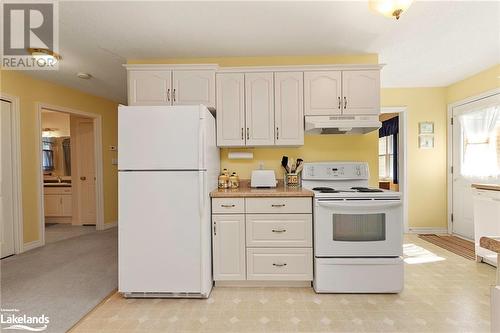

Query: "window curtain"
<box><xmin>379</xmin><ymin>116</ymin><xmax>399</xmax><ymax>184</ymax></box>
<box><xmin>459</xmin><ymin>106</ymin><xmax>499</xmax><ymax>177</ymax></box>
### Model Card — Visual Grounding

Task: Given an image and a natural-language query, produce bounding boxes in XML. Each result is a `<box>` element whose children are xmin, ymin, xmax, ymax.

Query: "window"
<box><xmin>42</xmin><ymin>138</ymin><xmax>54</xmax><ymax>171</ymax></box>
<box><xmin>379</xmin><ymin>135</ymin><xmax>394</xmax><ymax>180</ymax></box>
<box><xmin>460</xmin><ymin>106</ymin><xmax>500</xmax><ymax>178</ymax></box>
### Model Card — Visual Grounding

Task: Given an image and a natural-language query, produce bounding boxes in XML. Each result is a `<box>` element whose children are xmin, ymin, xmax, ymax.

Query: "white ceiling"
<box><xmin>24</xmin><ymin>1</ymin><xmax>500</xmax><ymax>104</ymax></box>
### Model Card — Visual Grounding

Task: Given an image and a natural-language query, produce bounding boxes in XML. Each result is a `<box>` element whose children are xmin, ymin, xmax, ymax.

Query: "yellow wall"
<box><xmin>0</xmin><ymin>70</ymin><xmax>119</xmax><ymax>244</ymax></box>
<box><xmin>381</xmin><ymin>88</ymin><xmax>448</xmax><ymax>228</ymax></box>
<box><xmin>447</xmin><ymin>64</ymin><xmax>500</xmax><ymax>103</ymax></box>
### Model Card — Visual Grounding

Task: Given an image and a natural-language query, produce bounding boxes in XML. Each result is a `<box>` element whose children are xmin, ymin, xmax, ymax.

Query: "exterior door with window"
<box><xmin>452</xmin><ymin>94</ymin><xmax>500</xmax><ymax>239</ymax></box>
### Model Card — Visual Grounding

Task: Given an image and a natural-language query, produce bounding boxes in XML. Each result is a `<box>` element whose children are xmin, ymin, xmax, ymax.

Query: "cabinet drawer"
<box><xmin>246</xmin><ymin>214</ymin><xmax>312</xmax><ymax>247</ymax></box>
<box><xmin>212</xmin><ymin>198</ymin><xmax>244</xmax><ymax>214</ymax></box>
<box><xmin>44</xmin><ymin>187</ymin><xmax>72</xmax><ymax>195</ymax></box>
<box><xmin>246</xmin><ymin>248</ymin><xmax>313</xmax><ymax>281</ymax></box>
<box><xmin>245</xmin><ymin>198</ymin><xmax>311</xmax><ymax>214</ymax></box>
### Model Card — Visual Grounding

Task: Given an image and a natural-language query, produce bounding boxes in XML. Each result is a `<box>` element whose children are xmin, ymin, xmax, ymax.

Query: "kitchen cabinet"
<box><xmin>44</xmin><ymin>187</ymin><xmax>72</xmax><ymax>218</ymax></box>
<box><xmin>304</xmin><ymin>71</ymin><xmax>342</xmax><ymax>116</ymax></box>
<box><xmin>245</xmin><ymin>73</ymin><xmax>275</xmax><ymax>146</ymax></box>
<box><xmin>342</xmin><ymin>70</ymin><xmax>380</xmax><ymax>115</ymax></box>
<box><xmin>212</xmin><ymin>214</ymin><xmax>246</xmax><ymax>281</ymax></box>
<box><xmin>128</xmin><ymin>70</ymin><xmax>172</xmax><ymax>106</ymax></box>
<box><xmin>211</xmin><ymin>196</ymin><xmax>313</xmax><ymax>283</ymax></box>
<box><xmin>127</xmin><ymin>67</ymin><xmax>216</xmax><ymax>109</ymax></box>
<box><xmin>274</xmin><ymin>72</ymin><xmax>304</xmax><ymax>146</ymax></box>
<box><xmin>304</xmin><ymin>70</ymin><xmax>380</xmax><ymax>116</ymax></box>
<box><xmin>216</xmin><ymin>73</ymin><xmax>246</xmax><ymax>147</ymax></box>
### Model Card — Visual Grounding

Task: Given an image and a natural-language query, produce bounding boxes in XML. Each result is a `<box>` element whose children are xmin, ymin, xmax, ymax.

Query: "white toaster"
<box><xmin>250</xmin><ymin>170</ymin><xmax>277</xmax><ymax>188</ymax></box>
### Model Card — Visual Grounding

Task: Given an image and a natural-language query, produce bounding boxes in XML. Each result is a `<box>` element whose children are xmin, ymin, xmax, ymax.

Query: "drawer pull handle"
<box><xmin>271</xmin><ymin>204</ymin><xmax>286</xmax><ymax>208</ymax></box>
<box><xmin>221</xmin><ymin>204</ymin><xmax>235</xmax><ymax>208</ymax></box>
<box><xmin>273</xmin><ymin>263</ymin><xmax>287</xmax><ymax>267</ymax></box>
<box><xmin>272</xmin><ymin>229</ymin><xmax>287</xmax><ymax>233</ymax></box>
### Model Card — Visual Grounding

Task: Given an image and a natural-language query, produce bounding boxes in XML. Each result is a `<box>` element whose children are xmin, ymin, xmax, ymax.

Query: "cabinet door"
<box><xmin>245</xmin><ymin>73</ymin><xmax>275</xmax><ymax>146</ymax></box>
<box><xmin>216</xmin><ymin>73</ymin><xmax>246</xmax><ymax>147</ymax></box>
<box><xmin>128</xmin><ymin>70</ymin><xmax>172</xmax><ymax>106</ymax></box>
<box><xmin>60</xmin><ymin>194</ymin><xmax>72</xmax><ymax>217</ymax></box>
<box><xmin>304</xmin><ymin>71</ymin><xmax>342</xmax><ymax>115</ymax></box>
<box><xmin>172</xmin><ymin>70</ymin><xmax>215</xmax><ymax>109</ymax></box>
<box><xmin>44</xmin><ymin>195</ymin><xmax>61</xmax><ymax>216</ymax></box>
<box><xmin>213</xmin><ymin>214</ymin><xmax>246</xmax><ymax>280</ymax></box>
<box><xmin>274</xmin><ymin>72</ymin><xmax>304</xmax><ymax>146</ymax></box>
<box><xmin>342</xmin><ymin>70</ymin><xmax>380</xmax><ymax>115</ymax></box>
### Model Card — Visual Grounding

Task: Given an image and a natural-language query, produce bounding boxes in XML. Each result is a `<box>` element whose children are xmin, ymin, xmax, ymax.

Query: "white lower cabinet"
<box><xmin>247</xmin><ymin>248</ymin><xmax>313</xmax><ymax>281</ymax></box>
<box><xmin>212</xmin><ymin>196</ymin><xmax>313</xmax><ymax>283</ymax></box>
<box><xmin>212</xmin><ymin>214</ymin><xmax>246</xmax><ymax>280</ymax></box>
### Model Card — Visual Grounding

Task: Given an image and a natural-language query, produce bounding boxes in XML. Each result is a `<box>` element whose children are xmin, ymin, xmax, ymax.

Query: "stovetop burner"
<box><xmin>351</xmin><ymin>187</ymin><xmax>384</xmax><ymax>193</ymax></box>
<box><xmin>312</xmin><ymin>186</ymin><xmax>384</xmax><ymax>194</ymax></box>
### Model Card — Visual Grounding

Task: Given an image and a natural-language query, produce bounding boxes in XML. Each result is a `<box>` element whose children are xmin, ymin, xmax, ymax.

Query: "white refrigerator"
<box><xmin>118</xmin><ymin>105</ymin><xmax>219</xmax><ymax>298</ymax></box>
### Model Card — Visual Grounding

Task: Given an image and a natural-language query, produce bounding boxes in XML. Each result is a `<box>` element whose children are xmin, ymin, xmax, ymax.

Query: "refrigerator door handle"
<box><xmin>198</xmin><ymin>114</ymin><xmax>205</xmax><ymax>170</ymax></box>
<box><xmin>199</xmin><ymin>171</ymin><xmax>205</xmax><ymax>217</ymax></box>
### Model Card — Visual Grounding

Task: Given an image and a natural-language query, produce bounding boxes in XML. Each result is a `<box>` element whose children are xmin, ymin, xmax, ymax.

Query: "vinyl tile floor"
<box><xmin>71</xmin><ymin>235</ymin><xmax>496</xmax><ymax>333</ymax></box>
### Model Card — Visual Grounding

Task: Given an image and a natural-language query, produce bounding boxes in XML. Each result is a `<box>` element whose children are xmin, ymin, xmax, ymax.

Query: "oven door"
<box><xmin>314</xmin><ymin>199</ymin><xmax>403</xmax><ymax>257</ymax></box>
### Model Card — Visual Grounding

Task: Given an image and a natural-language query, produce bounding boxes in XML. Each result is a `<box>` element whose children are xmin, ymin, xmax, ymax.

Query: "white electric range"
<box><xmin>302</xmin><ymin>162</ymin><xmax>404</xmax><ymax>293</ymax></box>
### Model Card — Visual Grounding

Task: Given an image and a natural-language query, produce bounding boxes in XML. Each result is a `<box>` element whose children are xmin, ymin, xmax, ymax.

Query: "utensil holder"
<box><xmin>285</xmin><ymin>173</ymin><xmax>301</xmax><ymax>188</ymax></box>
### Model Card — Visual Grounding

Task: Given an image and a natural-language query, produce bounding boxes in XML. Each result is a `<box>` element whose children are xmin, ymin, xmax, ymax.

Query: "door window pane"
<box><xmin>332</xmin><ymin>214</ymin><xmax>386</xmax><ymax>242</ymax></box>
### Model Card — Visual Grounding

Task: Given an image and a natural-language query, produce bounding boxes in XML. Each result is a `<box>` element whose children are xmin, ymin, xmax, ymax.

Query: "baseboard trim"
<box><xmin>22</xmin><ymin>240</ymin><xmax>43</xmax><ymax>253</ymax></box>
<box><xmin>408</xmin><ymin>227</ymin><xmax>448</xmax><ymax>235</ymax></box>
<box><xmin>99</xmin><ymin>222</ymin><xmax>117</xmax><ymax>231</ymax></box>
<box><xmin>215</xmin><ymin>281</ymin><xmax>312</xmax><ymax>288</ymax></box>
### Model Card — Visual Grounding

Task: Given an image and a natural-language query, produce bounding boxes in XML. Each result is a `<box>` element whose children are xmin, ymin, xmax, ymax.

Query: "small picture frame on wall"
<box><xmin>419</xmin><ymin>122</ymin><xmax>434</xmax><ymax>134</ymax></box>
<box><xmin>419</xmin><ymin>135</ymin><xmax>435</xmax><ymax>149</ymax></box>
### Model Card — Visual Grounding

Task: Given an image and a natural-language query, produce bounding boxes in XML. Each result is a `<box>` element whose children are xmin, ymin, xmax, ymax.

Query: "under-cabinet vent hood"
<box><xmin>304</xmin><ymin>115</ymin><xmax>381</xmax><ymax>135</ymax></box>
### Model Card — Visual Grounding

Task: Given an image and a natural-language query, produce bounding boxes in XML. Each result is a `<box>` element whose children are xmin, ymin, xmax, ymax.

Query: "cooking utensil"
<box><xmin>281</xmin><ymin>156</ymin><xmax>289</xmax><ymax>173</ymax></box>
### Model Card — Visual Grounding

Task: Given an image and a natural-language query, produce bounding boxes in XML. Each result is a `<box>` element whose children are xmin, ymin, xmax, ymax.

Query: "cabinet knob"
<box><xmin>221</xmin><ymin>204</ymin><xmax>235</xmax><ymax>208</ymax></box>
<box><xmin>273</xmin><ymin>263</ymin><xmax>287</xmax><ymax>267</ymax></box>
<box><xmin>80</xmin><ymin>176</ymin><xmax>86</xmax><ymax>181</ymax></box>
<box><xmin>276</xmin><ymin>127</ymin><xmax>279</xmax><ymax>140</ymax></box>
<box><xmin>173</xmin><ymin>89</ymin><xmax>176</xmax><ymax>102</ymax></box>
<box><xmin>271</xmin><ymin>204</ymin><xmax>285</xmax><ymax>208</ymax></box>
<box><xmin>338</xmin><ymin>96</ymin><xmax>341</xmax><ymax>109</ymax></box>
<box><xmin>241</xmin><ymin>128</ymin><xmax>244</xmax><ymax>140</ymax></box>
<box><xmin>167</xmin><ymin>88</ymin><xmax>171</xmax><ymax>101</ymax></box>
<box><xmin>344</xmin><ymin>96</ymin><xmax>347</xmax><ymax>109</ymax></box>
<box><xmin>246</xmin><ymin>128</ymin><xmax>249</xmax><ymax>140</ymax></box>
<box><xmin>271</xmin><ymin>229</ymin><xmax>286</xmax><ymax>233</ymax></box>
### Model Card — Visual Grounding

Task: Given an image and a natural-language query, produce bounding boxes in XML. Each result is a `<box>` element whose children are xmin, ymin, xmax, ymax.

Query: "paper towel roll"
<box><xmin>228</xmin><ymin>152</ymin><xmax>254</xmax><ymax>160</ymax></box>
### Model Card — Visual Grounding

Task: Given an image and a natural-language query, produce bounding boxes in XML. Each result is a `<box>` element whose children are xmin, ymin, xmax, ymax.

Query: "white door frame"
<box><xmin>0</xmin><ymin>93</ymin><xmax>23</xmax><ymax>254</ymax></box>
<box><xmin>36</xmin><ymin>103</ymin><xmax>105</xmax><ymax>246</ymax></box>
<box><xmin>381</xmin><ymin>106</ymin><xmax>409</xmax><ymax>233</ymax></box>
<box><xmin>447</xmin><ymin>88</ymin><xmax>500</xmax><ymax>234</ymax></box>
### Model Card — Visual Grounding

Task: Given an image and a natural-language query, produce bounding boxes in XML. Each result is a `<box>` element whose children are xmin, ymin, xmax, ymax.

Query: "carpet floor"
<box><xmin>1</xmin><ymin>228</ymin><xmax>117</xmax><ymax>333</ymax></box>
<box><xmin>418</xmin><ymin>234</ymin><xmax>475</xmax><ymax>260</ymax></box>
<box><xmin>45</xmin><ymin>224</ymin><xmax>97</xmax><ymax>244</ymax></box>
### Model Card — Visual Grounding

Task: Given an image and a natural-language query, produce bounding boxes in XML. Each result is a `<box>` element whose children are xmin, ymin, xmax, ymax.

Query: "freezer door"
<box><xmin>119</xmin><ymin>171</ymin><xmax>206</xmax><ymax>293</ymax></box>
<box><xmin>119</xmin><ymin>105</ymin><xmax>207</xmax><ymax>170</ymax></box>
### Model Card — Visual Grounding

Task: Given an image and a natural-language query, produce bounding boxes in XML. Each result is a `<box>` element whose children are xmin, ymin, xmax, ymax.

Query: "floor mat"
<box><xmin>418</xmin><ymin>234</ymin><xmax>475</xmax><ymax>260</ymax></box>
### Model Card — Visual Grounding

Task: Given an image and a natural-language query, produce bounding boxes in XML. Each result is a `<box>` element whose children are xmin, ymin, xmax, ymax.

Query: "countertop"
<box><xmin>210</xmin><ymin>181</ymin><xmax>314</xmax><ymax>198</ymax></box>
<box><xmin>480</xmin><ymin>237</ymin><xmax>500</xmax><ymax>254</ymax></box>
<box><xmin>472</xmin><ymin>183</ymin><xmax>500</xmax><ymax>191</ymax></box>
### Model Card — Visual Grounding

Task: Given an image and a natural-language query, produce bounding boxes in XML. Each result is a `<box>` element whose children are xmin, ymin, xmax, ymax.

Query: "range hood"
<box><xmin>305</xmin><ymin>115</ymin><xmax>381</xmax><ymax>135</ymax></box>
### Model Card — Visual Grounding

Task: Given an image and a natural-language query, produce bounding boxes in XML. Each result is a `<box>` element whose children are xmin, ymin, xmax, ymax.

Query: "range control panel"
<box><xmin>302</xmin><ymin>162</ymin><xmax>369</xmax><ymax>180</ymax></box>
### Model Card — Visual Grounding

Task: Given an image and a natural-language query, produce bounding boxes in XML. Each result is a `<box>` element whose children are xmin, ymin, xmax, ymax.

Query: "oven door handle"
<box><xmin>317</xmin><ymin>201</ymin><xmax>401</xmax><ymax>209</ymax></box>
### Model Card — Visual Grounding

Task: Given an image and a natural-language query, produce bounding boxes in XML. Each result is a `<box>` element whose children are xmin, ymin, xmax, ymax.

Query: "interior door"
<box><xmin>245</xmin><ymin>72</ymin><xmax>275</xmax><ymax>146</ymax></box>
<box><xmin>0</xmin><ymin>100</ymin><xmax>15</xmax><ymax>258</ymax></box>
<box><xmin>74</xmin><ymin>118</ymin><xmax>96</xmax><ymax>225</ymax></box>
<box><xmin>452</xmin><ymin>94</ymin><xmax>500</xmax><ymax>239</ymax></box>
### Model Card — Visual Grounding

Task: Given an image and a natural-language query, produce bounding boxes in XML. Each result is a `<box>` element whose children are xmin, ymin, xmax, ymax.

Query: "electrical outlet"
<box><xmin>258</xmin><ymin>161</ymin><xmax>265</xmax><ymax>170</ymax></box>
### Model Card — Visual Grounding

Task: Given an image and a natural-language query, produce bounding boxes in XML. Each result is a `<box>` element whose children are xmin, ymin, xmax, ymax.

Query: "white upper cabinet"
<box><xmin>126</xmin><ymin>66</ymin><xmax>216</xmax><ymax>108</ymax></box>
<box><xmin>342</xmin><ymin>70</ymin><xmax>380</xmax><ymax>115</ymax></box>
<box><xmin>128</xmin><ymin>70</ymin><xmax>172</xmax><ymax>106</ymax></box>
<box><xmin>216</xmin><ymin>73</ymin><xmax>246</xmax><ymax>147</ymax></box>
<box><xmin>274</xmin><ymin>72</ymin><xmax>304</xmax><ymax>146</ymax></box>
<box><xmin>245</xmin><ymin>73</ymin><xmax>275</xmax><ymax>146</ymax></box>
<box><xmin>172</xmin><ymin>70</ymin><xmax>215</xmax><ymax>109</ymax></box>
<box><xmin>304</xmin><ymin>71</ymin><xmax>342</xmax><ymax>116</ymax></box>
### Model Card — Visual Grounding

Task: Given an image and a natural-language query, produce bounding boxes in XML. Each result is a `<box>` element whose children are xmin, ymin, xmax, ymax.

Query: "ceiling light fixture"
<box><xmin>77</xmin><ymin>72</ymin><xmax>92</xmax><ymax>79</ymax></box>
<box><xmin>369</xmin><ymin>0</ymin><xmax>413</xmax><ymax>20</ymax></box>
<box><xmin>28</xmin><ymin>48</ymin><xmax>62</xmax><ymax>63</ymax></box>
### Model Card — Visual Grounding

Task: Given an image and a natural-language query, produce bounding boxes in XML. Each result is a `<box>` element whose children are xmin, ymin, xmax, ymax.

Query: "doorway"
<box><xmin>379</xmin><ymin>107</ymin><xmax>408</xmax><ymax>233</ymax></box>
<box><xmin>37</xmin><ymin>104</ymin><xmax>104</xmax><ymax>246</ymax></box>
<box><xmin>450</xmin><ymin>92</ymin><xmax>500</xmax><ymax>239</ymax></box>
